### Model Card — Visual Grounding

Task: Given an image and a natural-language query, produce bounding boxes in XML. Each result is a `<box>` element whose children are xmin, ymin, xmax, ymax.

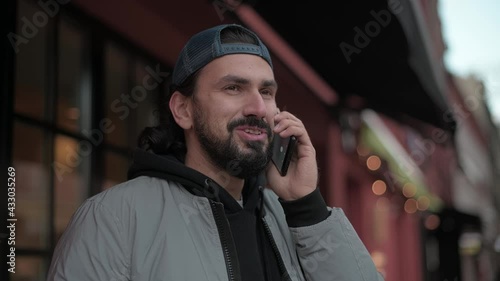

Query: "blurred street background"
<box><xmin>1</xmin><ymin>0</ymin><xmax>499</xmax><ymax>280</ymax></box>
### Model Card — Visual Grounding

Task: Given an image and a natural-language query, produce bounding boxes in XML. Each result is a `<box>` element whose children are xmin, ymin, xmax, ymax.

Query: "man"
<box><xmin>47</xmin><ymin>24</ymin><xmax>384</xmax><ymax>281</ymax></box>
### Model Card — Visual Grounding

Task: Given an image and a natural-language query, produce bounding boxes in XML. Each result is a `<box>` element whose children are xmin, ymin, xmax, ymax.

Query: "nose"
<box><xmin>242</xmin><ymin>90</ymin><xmax>267</xmax><ymax>119</ymax></box>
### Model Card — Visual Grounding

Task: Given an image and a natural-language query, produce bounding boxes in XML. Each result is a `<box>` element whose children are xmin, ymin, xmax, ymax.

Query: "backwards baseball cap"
<box><xmin>172</xmin><ymin>24</ymin><xmax>273</xmax><ymax>86</ymax></box>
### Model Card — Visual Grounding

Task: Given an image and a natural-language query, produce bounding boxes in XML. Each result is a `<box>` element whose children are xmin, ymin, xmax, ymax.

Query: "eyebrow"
<box><xmin>261</xmin><ymin>79</ymin><xmax>278</xmax><ymax>89</ymax></box>
<box><xmin>218</xmin><ymin>75</ymin><xmax>278</xmax><ymax>89</ymax></box>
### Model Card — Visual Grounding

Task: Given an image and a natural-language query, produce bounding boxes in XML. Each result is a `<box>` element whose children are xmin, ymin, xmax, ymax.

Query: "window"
<box><xmin>104</xmin><ymin>42</ymin><xmax>131</xmax><ymax>148</ymax></box>
<box><xmin>57</xmin><ymin>17</ymin><xmax>91</xmax><ymax>133</ymax></box>
<box><xmin>10</xmin><ymin>0</ymin><xmax>168</xmax><ymax>279</ymax></box>
<box><xmin>103</xmin><ymin>44</ymin><xmax>160</xmax><ymax>150</ymax></box>
<box><xmin>14</xmin><ymin>0</ymin><xmax>48</xmax><ymax>121</ymax></box>
<box><xmin>13</xmin><ymin>123</ymin><xmax>50</xmax><ymax>250</ymax></box>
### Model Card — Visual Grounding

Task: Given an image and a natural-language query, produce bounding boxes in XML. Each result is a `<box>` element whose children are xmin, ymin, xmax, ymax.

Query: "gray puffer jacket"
<box><xmin>47</xmin><ymin>150</ymin><xmax>385</xmax><ymax>281</ymax></box>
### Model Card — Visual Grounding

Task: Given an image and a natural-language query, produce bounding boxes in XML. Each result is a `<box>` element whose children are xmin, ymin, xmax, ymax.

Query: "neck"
<box><xmin>185</xmin><ymin>147</ymin><xmax>244</xmax><ymax>201</ymax></box>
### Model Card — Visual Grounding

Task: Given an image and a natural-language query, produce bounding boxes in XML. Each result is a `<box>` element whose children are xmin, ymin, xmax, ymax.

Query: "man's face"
<box><xmin>191</xmin><ymin>54</ymin><xmax>278</xmax><ymax>179</ymax></box>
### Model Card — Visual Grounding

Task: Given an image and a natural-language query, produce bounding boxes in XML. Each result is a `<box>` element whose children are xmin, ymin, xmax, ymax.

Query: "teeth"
<box><xmin>244</xmin><ymin>129</ymin><xmax>261</xmax><ymax>135</ymax></box>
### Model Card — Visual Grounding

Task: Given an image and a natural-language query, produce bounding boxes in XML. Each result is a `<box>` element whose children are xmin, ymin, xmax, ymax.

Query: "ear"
<box><xmin>169</xmin><ymin>91</ymin><xmax>193</xmax><ymax>129</ymax></box>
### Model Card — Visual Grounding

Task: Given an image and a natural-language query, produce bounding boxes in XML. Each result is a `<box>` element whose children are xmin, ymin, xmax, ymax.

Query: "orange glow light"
<box><xmin>372</xmin><ymin>180</ymin><xmax>387</xmax><ymax>196</ymax></box>
<box><xmin>417</xmin><ymin>196</ymin><xmax>430</xmax><ymax>211</ymax></box>
<box><xmin>402</xmin><ymin>183</ymin><xmax>417</xmax><ymax>198</ymax></box>
<box><xmin>404</xmin><ymin>198</ymin><xmax>418</xmax><ymax>214</ymax></box>
<box><xmin>367</xmin><ymin>155</ymin><xmax>382</xmax><ymax>171</ymax></box>
<box><xmin>357</xmin><ymin>145</ymin><xmax>370</xmax><ymax>157</ymax></box>
<box><xmin>424</xmin><ymin>214</ymin><xmax>440</xmax><ymax>230</ymax></box>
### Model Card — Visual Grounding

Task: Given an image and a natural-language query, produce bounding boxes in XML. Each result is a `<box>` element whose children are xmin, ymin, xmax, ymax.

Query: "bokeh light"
<box><xmin>366</xmin><ymin>155</ymin><xmax>382</xmax><ymax>171</ymax></box>
<box><xmin>402</xmin><ymin>182</ymin><xmax>417</xmax><ymax>198</ymax></box>
<box><xmin>372</xmin><ymin>180</ymin><xmax>387</xmax><ymax>196</ymax></box>
<box><xmin>404</xmin><ymin>198</ymin><xmax>418</xmax><ymax>214</ymax></box>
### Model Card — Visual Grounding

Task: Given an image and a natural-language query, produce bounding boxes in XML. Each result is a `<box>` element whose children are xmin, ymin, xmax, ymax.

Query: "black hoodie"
<box><xmin>127</xmin><ymin>148</ymin><xmax>329</xmax><ymax>281</ymax></box>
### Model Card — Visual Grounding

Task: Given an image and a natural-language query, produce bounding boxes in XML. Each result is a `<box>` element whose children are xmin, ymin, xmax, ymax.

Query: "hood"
<box><xmin>127</xmin><ymin>148</ymin><xmax>220</xmax><ymax>201</ymax></box>
<box><xmin>127</xmin><ymin>148</ymin><xmax>266</xmax><ymax>212</ymax></box>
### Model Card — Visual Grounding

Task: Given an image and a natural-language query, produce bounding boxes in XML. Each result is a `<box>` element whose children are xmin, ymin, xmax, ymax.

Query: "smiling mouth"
<box><xmin>234</xmin><ymin>127</ymin><xmax>269</xmax><ymax>143</ymax></box>
<box><xmin>244</xmin><ymin>128</ymin><xmax>263</xmax><ymax>135</ymax></box>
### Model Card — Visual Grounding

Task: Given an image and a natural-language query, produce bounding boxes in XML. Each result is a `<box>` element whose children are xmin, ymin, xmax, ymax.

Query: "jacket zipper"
<box><xmin>261</xmin><ymin>217</ymin><xmax>292</xmax><ymax>281</ymax></box>
<box><xmin>210</xmin><ymin>200</ymin><xmax>242</xmax><ymax>281</ymax></box>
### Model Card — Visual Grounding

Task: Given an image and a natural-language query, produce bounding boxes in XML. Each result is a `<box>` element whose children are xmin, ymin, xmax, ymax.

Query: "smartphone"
<box><xmin>271</xmin><ymin>134</ymin><xmax>297</xmax><ymax>176</ymax></box>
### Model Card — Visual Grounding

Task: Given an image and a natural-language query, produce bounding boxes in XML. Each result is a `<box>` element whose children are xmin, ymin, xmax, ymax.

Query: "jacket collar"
<box><xmin>128</xmin><ymin>148</ymin><xmax>265</xmax><ymax>213</ymax></box>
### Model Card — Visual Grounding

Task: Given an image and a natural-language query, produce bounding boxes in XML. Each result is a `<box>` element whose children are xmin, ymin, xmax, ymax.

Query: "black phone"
<box><xmin>271</xmin><ymin>134</ymin><xmax>297</xmax><ymax>176</ymax></box>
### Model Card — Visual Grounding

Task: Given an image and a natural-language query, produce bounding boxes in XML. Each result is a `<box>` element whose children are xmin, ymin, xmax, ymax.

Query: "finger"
<box><xmin>277</xmin><ymin>124</ymin><xmax>302</xmax><ymax>137</ymax></box>
<box><xmin>277</xmin><ymin>125</ymin><xmax>313</xmax><ymax>148</ymax></box>
<box><xmin>274</xmin><ymin>111</ymin><xmax>301</xmax><ymax>123</ymax></box>
<box><xmin>273</xmin><ymin>118</ymin><xmax>302</xmax><ymax>133</ymax></box>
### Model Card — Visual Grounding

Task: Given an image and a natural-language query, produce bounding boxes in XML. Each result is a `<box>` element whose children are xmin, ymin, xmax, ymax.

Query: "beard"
<box><xmin>193</xmin><ymin>107</ymin><xmax>273</xmax><ymax>179</ymax></box>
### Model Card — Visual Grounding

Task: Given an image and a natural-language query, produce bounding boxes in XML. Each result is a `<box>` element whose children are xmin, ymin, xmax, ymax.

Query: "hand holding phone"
<box><xmin>267</xmin><ymin>110</ymin><xmax>318</xmax><ymax>200</ymax></box>
<box><xmin>271</xmin><ymin>134</ymin><xmax>297</xmax><ymax>176</ymax></box>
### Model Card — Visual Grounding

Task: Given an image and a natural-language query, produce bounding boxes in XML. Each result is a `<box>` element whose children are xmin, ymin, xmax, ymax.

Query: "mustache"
<box><xmin>227</xmin><ymin>116</ymin><xmax>272</xmax><ymax>136</ymax></box>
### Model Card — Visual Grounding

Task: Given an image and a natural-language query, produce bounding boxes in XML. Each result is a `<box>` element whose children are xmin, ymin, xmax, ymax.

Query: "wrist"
<box><xmin>279</xmin><ymin>186</ymin><xmax>316</xmax><ymax>201</ymax></box>
<box><xmin>279</xmin><ymin>187</ymin><xmax>330</xmax><ymax>227</ymax></box>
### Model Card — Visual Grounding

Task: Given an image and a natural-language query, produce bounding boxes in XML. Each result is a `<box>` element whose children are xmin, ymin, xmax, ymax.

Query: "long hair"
<box><xmin>136</xmin><ymin>26</ymin><xmax>260</xmax><ymax>161</ymax></box>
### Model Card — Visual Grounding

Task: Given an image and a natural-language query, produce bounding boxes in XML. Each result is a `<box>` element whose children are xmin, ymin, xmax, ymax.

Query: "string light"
<box><xmin>357</xmin><ymin>145</ymin><xmax>370</xmax><ymax>157</ymax></box>
<box><xmin>366</xmin><ymin>155</ymin><xmax>382</xmax><ymax>171</ymax></box>
<box><xmin>372</xmin><ymin>180</ymin><xmax>387</xmax><ymax>195</ymax></box>
<box><xmin>402</xmin><ymin>183</ymin><xmax>417</xmax><ymax>198</ymax></box>
<box><xmin>417</xmin><ymin>196</ymin><xmax>430</xmax><ymax>211</ymax></box>
<box><xmin>404</xmin><ymin>198</ymin><xmax>418</xmax><ymax>213</ymax></box>
<box><xmin>424</xmin><ymin>214</ymin><xmax>440</xmax><ymax>230</ymax></box>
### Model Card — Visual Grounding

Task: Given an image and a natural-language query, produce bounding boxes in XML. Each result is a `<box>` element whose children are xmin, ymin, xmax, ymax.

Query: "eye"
<box><xmin>260</xmin><ymin>89</ymin><xmax>274</xmax><ymax>97</ymax></box>
<box><xmin>224</xmin><ymin>85</ymin><xmax>240</xmax><ymax>92</ymax></box>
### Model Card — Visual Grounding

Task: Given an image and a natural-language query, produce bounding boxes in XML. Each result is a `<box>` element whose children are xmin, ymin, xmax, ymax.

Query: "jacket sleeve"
<box><xmin>280</xmin><ymin>189</ymin><xmax>385</xmax><ymax>281</ymax></box>
<box><xmin>289</xmin><ymin>209</ymin><xmax>385</xmax><ymax>281</ymax></box>
<box><xmin>46</xmin><ymin>198</ymin><xmax>129</xmax><ymax>281</ymax></box>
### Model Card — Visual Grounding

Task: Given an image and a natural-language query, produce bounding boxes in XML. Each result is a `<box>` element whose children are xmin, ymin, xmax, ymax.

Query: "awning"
<box><xmin>248</xmin><ymin>0</ymin><xmax>456</xmax><ymax>132</ymax></box>
<box><xmin>359</xmin><ymin>109</ymin><xmax>444</xmax><ymax>212</ymax></box>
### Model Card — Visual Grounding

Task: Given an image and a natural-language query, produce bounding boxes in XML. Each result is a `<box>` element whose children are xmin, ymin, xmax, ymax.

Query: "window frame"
<box><xmin>5</xmin><ymin>0</ymin><xmax>170</xmax><ymax>279</ymax></box>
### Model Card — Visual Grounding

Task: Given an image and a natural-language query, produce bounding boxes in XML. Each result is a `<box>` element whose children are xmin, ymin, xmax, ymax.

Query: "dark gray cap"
<box><xmin>172</xmin><ymin>24</ymin><xmax>273</xmax><ymax>86</ymax></box>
